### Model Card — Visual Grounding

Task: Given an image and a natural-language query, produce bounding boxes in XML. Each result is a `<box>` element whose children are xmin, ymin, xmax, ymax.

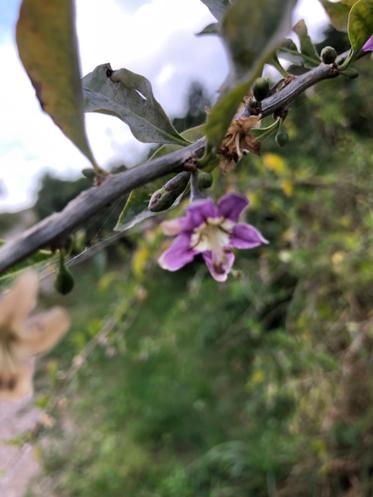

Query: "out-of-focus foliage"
<box><xmin>25</xmin><ymin>40</ymin><xmax>373</xmax><ymax>497</ymax></box>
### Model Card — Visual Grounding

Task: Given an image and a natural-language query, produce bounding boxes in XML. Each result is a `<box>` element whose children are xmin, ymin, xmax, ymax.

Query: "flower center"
<box><xmin>191</xmin><ymin>217</ymin><xmax>234</xmax><ymax>266</ymax></box>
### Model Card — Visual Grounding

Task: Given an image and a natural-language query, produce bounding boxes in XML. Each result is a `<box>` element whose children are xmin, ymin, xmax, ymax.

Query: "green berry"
<box><xmin>197</xmin><ymin>172</ymin><xmax>213</xmax><ymax>190</ymax></box>
<box><xmin>55</xmin><ymin>265</ymin><xmax>74</xmax><ymax>295</ymax></box>
<box><xmin>320</xmin><ymin>46</ymin><xmax>337</xmax><ymax>64</ymax></box>
<box><xmin>55</xmin><ymin>253</ymin><xmax>74</xmax><ymax>295</ymax></box>
<box><xmin>275</xmin><ymin>130</ymin><xmax>289</xmax><ymax>147</ymax></box>
<box><xmin>253</xmin><ymin>77</ymin><xmax>270</xmax><ymax>101</ymax></box>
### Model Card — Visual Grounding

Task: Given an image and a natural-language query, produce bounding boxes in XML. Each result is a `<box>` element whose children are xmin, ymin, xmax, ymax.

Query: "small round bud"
<box><xmin>275</xmin><ymin>130</ymin><xmax>289</xmax><ymax>147</ymax></box>
<box><xmin>320</xmin><ymin>46</ymin><xmax>337</xmax><ymax>64</ymax></box>
<box><xmin>253</xmin><ymin>77</ymin><xmax>270</xmax><ymax>101</ymax></box>
<box><xmin>197</xmin><ymin>172</ymin><xmax>213</xmax><ymax>190</ymax></box>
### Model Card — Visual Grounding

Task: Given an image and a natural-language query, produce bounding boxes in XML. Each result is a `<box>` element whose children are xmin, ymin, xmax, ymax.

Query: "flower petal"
<box><xmin>184</xmin><ymin>198</ymin><xmax>219</xmax><ymax>230</ymax></box>
<box><xmin>218</xmin><ymin>193</ymin><xmax>248</xmax><ymax>221</ymax></box>
<box><xmin>16</xmin><ymin>307</ymin><xmax>70</xmax><ymax>356</ymax></box>
<box><xmin>230</xmin><ymin>223</ymin><xmax>268</xmax><ymax>249</ymax></box>
<box><xmin>0</xmin><ymin>271</ymin><xmax>39</xmax><ymax>329</ymax></box>
<box><xmin>158</xmin><ymin>234</ymin><xmax>196</xmax><ymax>271</ymax></box>
<box><xmin>161</xmin><ymin>218</ymin><xmax>185</xmax><ymax>236</ymax></box>
<box><xmin>362</xmin><ymin>34</ymin><xmax>373</xmax><ymax>52</ymax></box>
<box><xmin>202</xmin><ymin>250</ymin><xmax>235</xmax><ymax>282</ymax></box>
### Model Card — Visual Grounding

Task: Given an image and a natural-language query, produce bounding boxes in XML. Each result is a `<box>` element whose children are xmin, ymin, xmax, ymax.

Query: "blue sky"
<box><xmin>0</xmin><ymin>0</ymin><xmax>328</xmax><ymax>212</ymax></box>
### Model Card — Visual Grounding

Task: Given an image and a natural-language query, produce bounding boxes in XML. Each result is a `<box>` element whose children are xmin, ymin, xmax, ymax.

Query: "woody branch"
<box><xmin>0</xmin><ymin>59</ymin><xmax>347</xmax><ymax>274</ymax></box>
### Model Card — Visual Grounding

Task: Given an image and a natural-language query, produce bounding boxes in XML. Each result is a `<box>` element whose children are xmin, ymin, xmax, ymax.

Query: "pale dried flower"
<box><xmin>0</xmin><ymin>270</ymin><xmax>70</xmax><ymax>400</ymax></box>
<box><xmin>219</xmin><ymin>115</ymin><xmax>261</xmax><ymax>172</ymax></box>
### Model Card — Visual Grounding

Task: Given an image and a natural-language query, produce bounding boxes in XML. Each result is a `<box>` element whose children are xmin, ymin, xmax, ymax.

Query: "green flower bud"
<box><xmin>197</xmin><ymin>172</ymin><xmax>213</xmax><ymax>189</ymax></box>
<box><xmin>320</xmin><ymin>46</ymin><xmax>337</xmax><ymax>64</ymax></box>
<box><xmin>55</xmin><ymin>253</ymin><xmax>74</xmax><ymax>295</ymax></box>
<box><xmin>149</xmin><ymin>173</ymin><xmax>190</xmax><ymax>212</ymax></box>
<box><xmin>275</xmin><ymin>130</ymin><xmax>289</xmax><ymax>147</ymax></box>
<box><xmin>253</xmin><ymin>77</ymin><xmax>270</xmax><ymax>101</ymax></box>
<box><xmin>164</xmin><ymin>172</ymin><xmax>190</xmax><ymax>193</ymax></box>
<box><xmin>148</xmin><ymin>187</ymin><xmax>171</xmax><ymax>212</ymax></box>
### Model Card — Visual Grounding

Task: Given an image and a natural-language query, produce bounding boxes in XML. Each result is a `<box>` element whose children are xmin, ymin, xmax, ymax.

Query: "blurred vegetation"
<box><xmin>4</xmin><ymin>32</ymin><xmax>372</xmax><ymax>497</ymax></box>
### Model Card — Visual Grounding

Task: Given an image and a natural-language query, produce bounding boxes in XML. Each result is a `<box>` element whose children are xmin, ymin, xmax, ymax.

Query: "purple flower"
<box><xmin>158</xmin><ymin>193</ymin><xmax>268</xmax><ymax>282</ymax></box>
<box><xmin>362</xmin><ymin>34</ymin><xmax>373</xmax><ymax>52</ymax></box>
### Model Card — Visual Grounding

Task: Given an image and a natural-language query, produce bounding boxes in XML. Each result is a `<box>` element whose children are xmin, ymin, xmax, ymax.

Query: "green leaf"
<box><xmin>114</xmin><ymin>189</ymin><xmax>151</xmax><ymax>231</ymax></box>
<box><xmin>318</xmin><ymin>0</ymin><xmax>359</xmax><ymax>32</ymax></box>
<box><xmin>319</xmin><ymin>0</ymin><xmax>350</xmax><ymax>31</ymax></box>
<box><xmin>293</xmin><ymin>20</ymin><xmax>320</xmax><ymax>64</ymax></box>
<box><xmin>278</xmin><ymin>38</ymin><xmax>304</xmax><ymax>64</ymax></box>
<box><xmin>150</xmin><ymin>125</ymin><xmax>206</xmax><ymax>160</ymax></box>
<box><xmin>0</xmin><ymin>241</ymin><xmax>54</xmax><ymax>284</ymax></box>
<box><xmin>251</xmin><ymin>118</ymin><xmax>281</xmax><ymax>140</ymax></box>
<box><xmin>82</xmin><ymin>64</ymin><xmax>188</xmax><ymax>146</ymax></box>
<box><xmin>268</xmin><ymin>54</ymin><xmax>288</xmax><ymax>77</ymax></box>
<box><xmin>348</xmin><ymin>0</ymin><xmax>373</xmax><ymax>52</ymax></box>
<box><xmin>199</xmin><ymin>0</ymin><xmax>231</xmax><ymax>21</ymax></box>
<box><xmin>196</xmin><ymin>22</ymin><xmax>220</xmax><ymax>36</ymax></box>
<box><xmin>16</xmin><ymin>0</ymin><xmax>97</xmax><ymax>168</ymax></box>
<box><xmin>205</xmin><ymin>0</ymin><xmax>296</xmax><ymax>147</ymax></box>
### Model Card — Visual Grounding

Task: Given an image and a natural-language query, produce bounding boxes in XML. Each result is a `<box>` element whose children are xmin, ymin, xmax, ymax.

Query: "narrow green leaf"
<box><xmin>16</xmin><ymin>0</ymin><xmax>97</xmax><ymax>168</ymax></box>
<box><xmin>199</xmin><ymin>0</ymin><xmax>231</xmax><ymax>21</ymax></box>
<box><xmin>251</xmin><ymin>118</ymin><xmax>281</xmax><ymax>139</ymax></box>
<box><xmin>206</xmin><ymin>0</ymin><xmax>296</xmax><ymax>147</ymax></box>
<box><xmin>114</xmin><ymin>189</ymin><xmax>151</xmax><ymax>231</ymax></box>
<box><xmin>348</xmin><ymin>0</ymin><xmax>373</xmax><ymax>52</ymax></box>
<box><xmin>318</xmin><ymin>0</ymin><xmax>359</xmax><ymax>32</ymax></box>
<box><xmin>150</xmin><ymin>125</ymin><xmax>205</xmax><ymax>160</ymax></box>
<box><xmin>82</xmin><ymin>64</ymin><xmax>188</xmax><ymax>146</ymax></box>
<box><xmin>278</xmin><ymin>38</ymin><xmax>304</xmax><ymax>64</ymax></box>
<box><xmin>0</xmin><ymin>241</ymin><xmax>54</xmax><ymax>283</ymax></box>
<box><xmin>268</xmin><ymin>55</ymin><xmax>288</xmax><ymax>77</ymax></box>
<box><xmin>293</xmin><ymin>20</ymin><xmax>320</xmax><ymax>64</ymax></box>
<box><xmin>196</xmin><ymin>22</ymin><xmax>220</xmax><ymax>36</ymax></box>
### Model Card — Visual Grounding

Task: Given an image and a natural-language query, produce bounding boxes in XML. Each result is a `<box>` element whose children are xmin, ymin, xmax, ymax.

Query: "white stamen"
<box><xmin>191</xmin><ymin>217</ymin><xmax>233</xmax><ymax>265</ymax></box>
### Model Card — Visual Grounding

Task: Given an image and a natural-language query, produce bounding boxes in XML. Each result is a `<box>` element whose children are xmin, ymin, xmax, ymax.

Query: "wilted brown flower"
<box><xmin>219</xmin><ymin>115</ymin><xmax>261</xmax><ymax>172</ymax></box>
<box><xmin>0</xmin><ymin>271</ymin><xmax>70</xmax><ymax>400</ymax></box>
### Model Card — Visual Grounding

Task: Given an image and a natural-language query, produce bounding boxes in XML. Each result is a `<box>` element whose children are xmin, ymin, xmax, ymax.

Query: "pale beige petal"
<box><xmin>161</xmin><ymin>219</ymin><xmax>184</xmax><ymax>236</ymax></box>
<box><xmin>16</xmin><ymin>307</ymin><xmax>70</xmax><ymax>356</ymax></box>
<box><xmin>0</xmin><ymin>359</ymin><xmax>34</xmax><ymax>401</ymax></box>
<box><xmin>0</xmin><ymin>270</ymin><xmax>39</xmax><ymax>329</ymax></box>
